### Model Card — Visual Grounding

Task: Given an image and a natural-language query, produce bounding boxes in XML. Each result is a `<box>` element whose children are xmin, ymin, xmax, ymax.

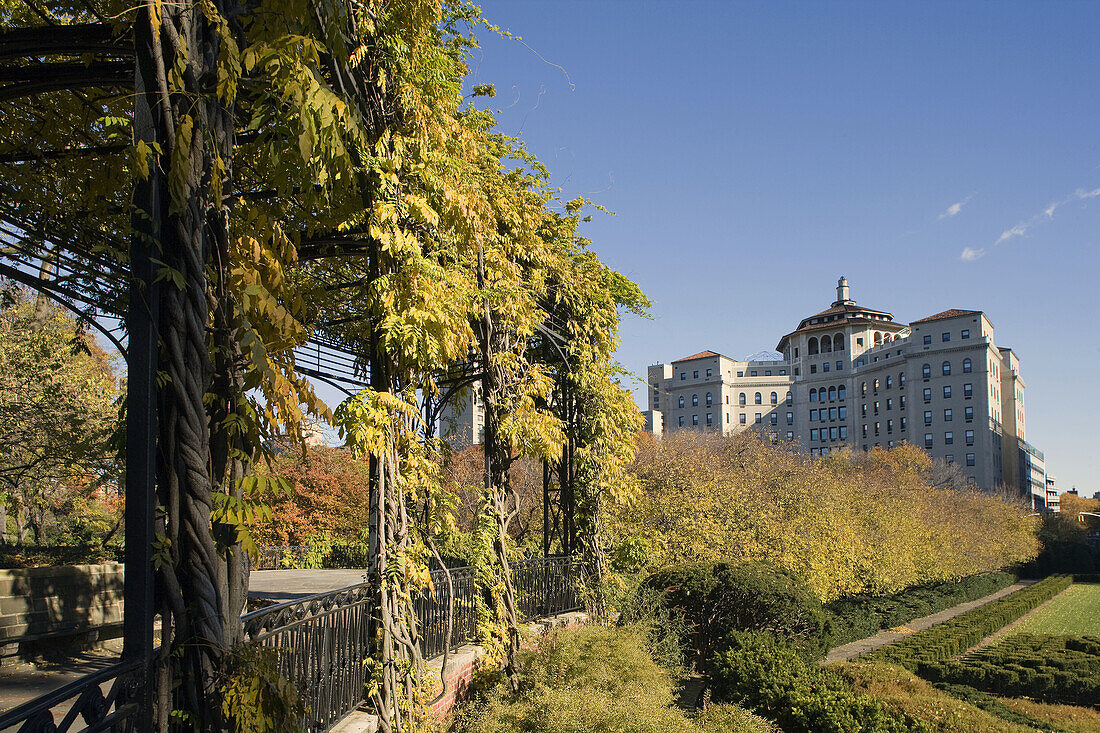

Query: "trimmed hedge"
<box><xmin>825</xmin><ymin>571</ymin><xmax>1017</xmax><ymax>648</ymax></box>
<box><xmin>865</xmin><ymin>574</ymin><xmax>1073</xmax><ymax>669</ymax></box>
<box><xmin>709</xmin><ymin>632</ymin><xmax>928</xmax><ymax>733</ymax></box>
<box><xmin>921</xmin><ymin>634</ymin><xmax>1100</xmax><ymax>708</ymax></box>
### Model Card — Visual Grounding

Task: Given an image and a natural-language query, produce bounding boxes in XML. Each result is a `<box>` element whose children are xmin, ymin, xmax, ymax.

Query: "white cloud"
<box><xmin>938</xmin><ymin>194</ymin><xmax>973</xmax><ymax>220</ymax></box>
<box><xmin>961</xmin><ymin>246</ymin><xmax>986</xmax><ymax>262</ymax></box>
<box><xmin>1075</xmin><ymin>186</ymin><xmax>1100</xmax><ymax>200</ymax></box>
<box><xmin>995</xmin><ymin>222</ymin><xmax>1029</xmax><ymax>245</ymax></box>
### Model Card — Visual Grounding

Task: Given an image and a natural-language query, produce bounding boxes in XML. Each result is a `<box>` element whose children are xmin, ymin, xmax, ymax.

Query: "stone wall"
<box><xmin>0</xmin><ymin>562</ymin><xmax>124</xmax><ymax>663</ymax></box>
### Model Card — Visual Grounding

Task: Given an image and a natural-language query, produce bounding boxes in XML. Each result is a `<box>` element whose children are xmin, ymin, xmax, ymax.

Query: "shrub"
<box><xmin>642</xmin><ymin>561</ymin><xmax>827</xmax><ymax>660</ymax></box>
<box><xmin>865</xmin><ymin>575</ymin><xmax>1073</xmax><ymax>669</ymax></box>
<box><xmin>921</xmin><ymin>634</ymin><xmax>1100</xmax><ymax>708</ymax></box>
<box><xmin>454</xmin><ymin>624</ymin><xmax>771</xmax><ymax>733</ymax></box>
<box><xmin>825</xmin><ymin>571</ymin><xmax>1017</xmax><ymax>648</ymax></box>
<box><xmin>708</xmin><ymin>632</ymin><xmax>925</xmax><ymax>733</ymax></box>
<box><xmin>693</xmin><ymin>704</ymin><xmax>777</xmax><ymax>733</ymax></box>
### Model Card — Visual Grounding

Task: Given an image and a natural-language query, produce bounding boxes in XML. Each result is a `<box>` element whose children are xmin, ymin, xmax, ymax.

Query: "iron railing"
<box><xmin>0</xmin><ymin>659</ymin><xmax>143</xmax><ymax>733</ymax></box>
<box><xmin>254</xmin><ymin>545</ymin><xmax>312</xmax><ymax>570</ymax></box>
<box><xmin>241</xmin><ymin>582</ymin><xmax>373</xmax><ymax>733</ymax></box>
<box><xmin>240</xmin><ymin>555</ymin><xmax>581</xmax><ymax>731</ymax></box>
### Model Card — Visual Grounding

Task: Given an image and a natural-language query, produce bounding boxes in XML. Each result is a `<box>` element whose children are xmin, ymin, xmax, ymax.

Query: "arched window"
<box><xmin>739</xmin><ymin>393</ymin><xmax>746</xmax><ymax>406</ymax></box>
<box><xmin>705</xmin><ymin>392</ymin><xmax>712</xmax><ymax>406</ymax></box>
<box><xmin>828</xmin><ymin>386</ymin><xmax>837</xmax><ymax>401</ymax></box>
<box><xmin>821</xmin><ymin>335</ymin><xmax>832</xmax><ymax>353</ymax></box>
<box><xmin>838</xmin><ymin>385</ymin><xmax>847</xmax><ymax>400</ymax></box>
<box><xmin>899</xmin><ymin>371</ymin><xmax>906</xmax><ymax>386</ymax></box>
<box><xmin>942</xmin><ymin>361</ymin><xmax>951</xmax><ymax>376</ymax></box>
<box><xmin>922</xmin><ymin>363</ymin><xmax>931</xmax><ymax>379</ymax></box>
<box><xmin>785</xmin><ymin>391</ymin><xmax>793</xmax><ymax>406</ymax></box>
<box><xmin>678</xmin><ymin>396</ymin><xmax>684</xmax><ymax>408</ymax></box>
<box><xmin>692</xmin><ymin>394</ymin><xmax>699</xmax><ymax>406</ymax></box>
<box><xmin>770</xmin><ymin>391</ymin><xmax>778</xmax><ymax>405</ymax></box>
<box><xmin>808</xmin><ymin>337</ymin><xmax>819</xmax><ymax>355</ymax></box>
<box><xmin>754</xmin><ymin>392</ymin><xmax>762</xmax><ymax>405</ymax></box>
<box><xmin>809</xmin><ymin>389</ymin><xmax>818</xmax><ymax>402</ymax></box>
<box><xmin>861</xmin><ymin>382</ymin><xmax>867</xmax><ymax>396</ymax></box>
<box><xmin>963</xmin><ymin>358</ymin><xmax>972</xmax><ymax>374</ymax></box>
<box><xmin>874</xmin><ymin>332</ymin><xmax>883</xmax><ymax>344</ymax></box>
<box><xmin>834</xmin><ymin>333</ymin><xmax>844</xmax><ymax>351</ymax></box>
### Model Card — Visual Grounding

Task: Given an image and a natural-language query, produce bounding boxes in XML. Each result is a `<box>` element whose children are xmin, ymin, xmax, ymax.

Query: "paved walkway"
<box><xmin>247</xmin><ymin>568</ymin><xmax>368</xmax><ymax>603</ymax></box>
<box><xmin>825</xmin><ymin>580</ymin><xmax>1036</xmax><ymax>663</ymax></box>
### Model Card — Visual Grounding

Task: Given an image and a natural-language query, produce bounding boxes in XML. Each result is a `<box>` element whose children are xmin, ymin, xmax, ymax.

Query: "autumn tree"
<box><xmin>612</xmin><ymin>432</ymin><xmax>1039</xmax><ymax>602</ymax></box>
<box><xmin>0</xmin><ymin>286</ymin><xmax>120</xmax><ymax>545</ymax></box>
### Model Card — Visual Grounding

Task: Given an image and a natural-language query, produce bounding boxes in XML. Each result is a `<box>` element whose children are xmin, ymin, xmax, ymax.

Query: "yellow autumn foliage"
<box><xmin>609</xmin><ymin>432</ymin><xmax>1039</xmax><ymax>601</ymax></box>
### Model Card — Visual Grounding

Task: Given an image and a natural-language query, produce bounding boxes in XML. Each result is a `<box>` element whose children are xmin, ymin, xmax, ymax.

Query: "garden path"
<box><xmin>824</xmin><ymin>579</ymin><xmax>1037</xmax><ymax>663</ymax></box>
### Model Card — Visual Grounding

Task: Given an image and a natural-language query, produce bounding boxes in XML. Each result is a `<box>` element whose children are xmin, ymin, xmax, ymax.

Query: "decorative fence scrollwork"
<box><xmin>0</xmin><ymin>659</ymin><xmax>143</xmax><ymax>733</ymax></box>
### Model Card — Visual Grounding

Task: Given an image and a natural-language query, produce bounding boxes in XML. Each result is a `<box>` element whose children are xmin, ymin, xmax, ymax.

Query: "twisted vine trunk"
<box><xmin>474</xmin><ymin>246</ymin><xmax>522</xmax><ymax>691</ymax></box>
<box><xmin>140</xmin><ymin>0</ymin><xmax>245</xmax><ymax>728</ymax></box>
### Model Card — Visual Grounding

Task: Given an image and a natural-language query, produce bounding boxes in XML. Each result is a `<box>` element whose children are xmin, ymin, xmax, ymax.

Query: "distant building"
<box><xmin>439</xmin><ymin>385</ymin><xmax>484</xmax><ymax>451</ymax></box>
<box><xmin>644</xmin><ymin>277</ymin><xmax>1046</xmax><ymax>496</ymax></box>
<box><xmin>1045</xmin><ymin>475</ymin><xmax>1060</xmax><ymax>513</ymax></box>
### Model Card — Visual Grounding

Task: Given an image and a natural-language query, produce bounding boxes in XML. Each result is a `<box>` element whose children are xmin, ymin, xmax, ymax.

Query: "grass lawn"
<box><xmin>1009</xmin><ymin>583</ymin><xmax>1100</xmax><ymax>636</ymax></box>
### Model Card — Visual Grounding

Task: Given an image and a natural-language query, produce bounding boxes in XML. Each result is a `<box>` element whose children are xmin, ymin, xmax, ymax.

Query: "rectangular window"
<box><xmin>811</xmin><ymin>429</ymin><xmax>819</xmax><ymax>441</ymax></box>
<box><xmin>838</xmin><ymin>406</ymin><xmax>847</xmax><ymax>420</ymax></box>
<box><xmin>886</xmin><ymin>398</ymin><xmax>893</xmax><ymax>411</ymax></box>
<box><xmin>680</xmin><ymin>372</ymin><xmax>686</xmax><ymax>380</ymax></box>
<box><xmin>961</xmin><ymin>329</ymin><xmax>970</xmax><ymax>339</ymax></box>
<box><xmin>765</xmin><ymin>370</ymin><xmax>772</xmax><ymax>376</ymax></box>
<box><xmin>857</xmin><ymin>337</ymin><xmax>864</xmax><ymax>346</ymax></box>
<box><xmin>887</xmin><ymin>419</ymin><xmax>893</xmax><ymax>434</ymax></box>
<box><xmin>737</xmin><ymin>371</ymin><xmax>743</xmax><ymax>377</ymax></box>
<box><xmin>706</xmin><ymin>368</ymin><xmax>712</xmax><ymax>377</ymax></box>
<box><xmin>810</xmin><ymin>409</ymin><xmax>817</xmax><ymax>421</ymax></box>
<box><xmin>787</xmin><ymin>431</ymin><xmax>794</xmax><ymax>439</ymax></box>
<box><xmin>900</xmin><ymin>417</ymin><xmax>907</xmax><ymax>431</ymax></box>
<box><xmin>862</xmin><ymin>425</ymin><xmax>868</xmax><ymax>438</ymax></box>
<box><xmin>706</xmin><ymin>413</ymin><xmax>713</xmax><ymax>426</ymax></box>
<box><xmin>693</xmin><ymin>370</ymin><xmax>699</xmax><ymax>378</ymax></box>
<box><xmin>750</xmin><ymin>370</ymin><xmax>758</xmax><ymax>377</ymax></box>
<box><xmin>900</xmin><ymin>395</ymin><xmax>906</xmax><ymax>409</ymax></box>
<box><xmin>861</xmin><ymin>404</ymin><xmax>867</xmax><ymax>417</ymax></box>
<box><xmin>964</xmin><ymin>383</ymin><xmax>973</xmax><ymax>398</ymax></box>
<box><xmin>770</xmin><ymin>413</ymin><xmax>778</xmax><ymax>426</ymax></box>
<box><xmin>944</xmin><ymin>408</ymin><xmax>953</xmax><ymax>421</ymax></box>
<box><xmin>965</xmin><ymin>406</ymin><xmax>974</xmax><ymax>422</ymax></box>
<box><xmin>810</xmin><ymin>364</ymin><xmax>817</xmax><ymax>374</ymax></box>
<box><xmin>839</xmin><ymin>426</ymin><xmax>848</xmax><ymax>439</ymax></box>
<box><xmin>823</xmin><ymin>362</ymin><xmax>830</xmax><ymax>372</ymax></box>
<box><xmin>829</xmin><ymin>427</ymin><xmax>838</xmax><ymax>440</ymax></box>
<box><xmin>886</xmin><ymin>376</ymin><xmax>893</xmax><ymax>389</ymax></box>
<box><xmin>923</xmin><ymin>335</ymin><xmax>932</xmax><ymax>345</ymax></box>
<box><xmin>873</xmin><ymin>401</ymin><xmax>880</xmax><ymax>415</ymax></box>
<box><xmin>740</xmin><ymin>414</ymin><xmax>746</xmax><ymax>424</ymax></box>
<box><xmin>678</xmin><ymin>416</ymin><xmax>684</xmax><ymax>426</ymax></box>
<box><xmin>787</xmin><ymin>412</ymin><xmax>794</xmax><ymax>425</ymax></box>
<box><xmin>942</xmin><ymin>332</ymin><xmax>950</xmax><ymax>342</ymax></box>
<box><xmin>943</xmin><ymin>385</ymin><xmax>952</xmax><ymax>398</ymax></box>
<box><xmin>874</xmin><ymin>422</ymin><xmax>880</xmax><ymax>436</ymax></box>
<box><xmin>965</xmin><ymin>430</ymin><xmax>974</xmax><ymax>445</ymax></box>
<box><xmin>966</xmin><ymin>453</ymin><xmax>976</xmax><ymax>467</ymax></box>
<box><xmin>836</xmin><ymin>361</ymin><xmax>843</xmax><ymax>370</ymax></box>
<box><xmin>692</xmin><ymin>415</ymin><xmax>698</xmax><ymax>425</ymax></box>
<box><xmin>945</xmin><ymin>431</ymin><xmax>953</xmax><ymax>445</ymax></box>
<box><xmin>779</xmin><ymin>369</ymin><xmax>787</xmax><ymax>375</ymax></box>
<box><xmin>946</xmin><ymin>454</ymin><xmax>954</xmax><ymax>464</ymax></box>
<box><xmin>755</xmin><ymin>413</ymin><xmax>762</xmax><ymax>424</ymax></box>
<box><xmin>924</xmin><ymin>433</ymin><xmax>933</xmax><ymax>447</ymax></box>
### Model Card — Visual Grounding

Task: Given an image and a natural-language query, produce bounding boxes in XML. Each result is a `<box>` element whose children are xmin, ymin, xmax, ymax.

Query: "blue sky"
<box><xmin>465</xmin><ymin>1</ymin><xmax>1100</xmax><ymax>493</ymax></box>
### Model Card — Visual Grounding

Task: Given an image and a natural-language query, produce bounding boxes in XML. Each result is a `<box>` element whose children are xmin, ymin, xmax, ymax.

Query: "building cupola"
<box><xmin>833</xmin><ymin>276</ymin><xmax>853</xmax><ymax>307</ymax></box>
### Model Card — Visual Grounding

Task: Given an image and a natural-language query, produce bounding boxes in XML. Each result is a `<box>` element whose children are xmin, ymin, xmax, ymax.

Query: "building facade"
<box><xmin>644</xmin><ymin>278</ymin><xmax>1047</xmax><ymax>498</ymax></box>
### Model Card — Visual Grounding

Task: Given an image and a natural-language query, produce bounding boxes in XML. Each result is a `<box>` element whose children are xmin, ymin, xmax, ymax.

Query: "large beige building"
<box><xmin>645</xmin><ymin>277</ymin><xmax>1049</xmax><ymax>502</ymax></box>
